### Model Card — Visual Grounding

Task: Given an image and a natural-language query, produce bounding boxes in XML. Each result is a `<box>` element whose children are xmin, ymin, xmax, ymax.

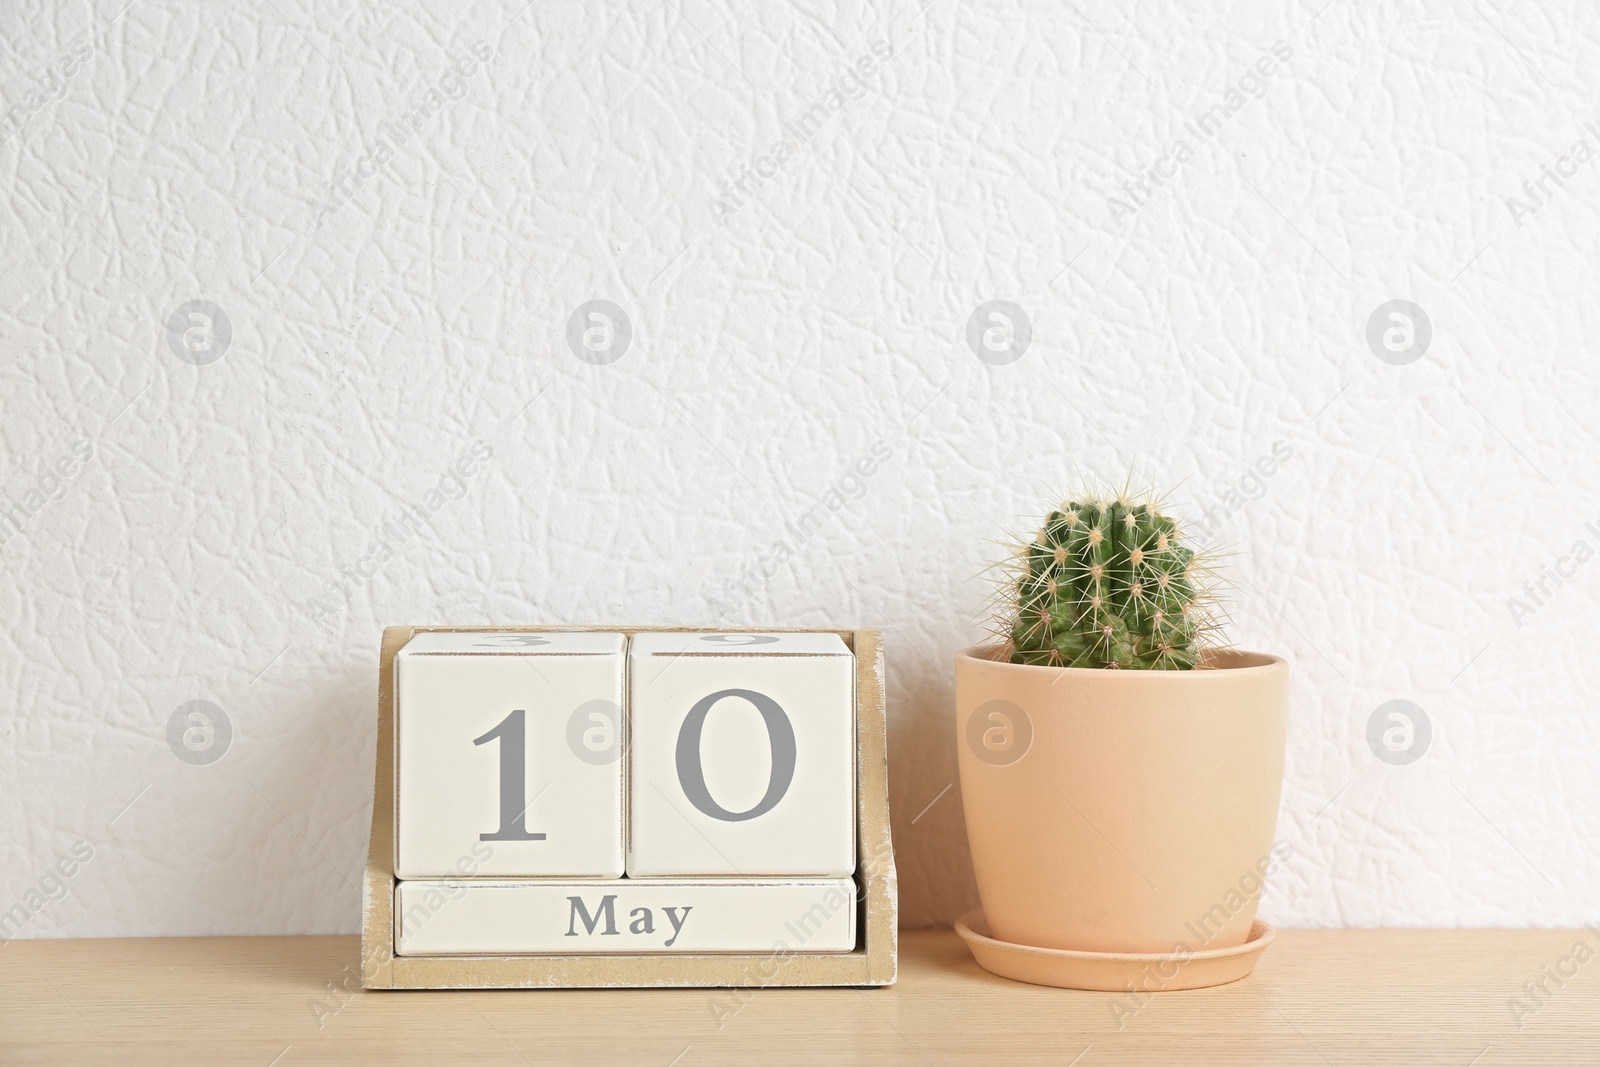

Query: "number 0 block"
<box><xmin>394</xmin><ymin>632</ymin><xmax>626</xmax><ymax>879</ymax></box>
<box><xmin>627</xmin><ymin>632</ymin><xmax>856</xmax><ymax>877</ymax></box>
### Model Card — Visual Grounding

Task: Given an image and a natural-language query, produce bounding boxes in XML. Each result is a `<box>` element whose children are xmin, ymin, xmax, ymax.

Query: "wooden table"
<box><xmin>2</xmin><ymin>929</ymin><xmax>1594</xmax><ymax>1064</ymax></box>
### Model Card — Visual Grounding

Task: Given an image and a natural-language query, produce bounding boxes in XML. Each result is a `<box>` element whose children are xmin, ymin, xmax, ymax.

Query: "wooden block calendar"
<box><xmin>361</xmin><ymin>626</ymin><xmax>897</xmax><ymax>989</ymax></box>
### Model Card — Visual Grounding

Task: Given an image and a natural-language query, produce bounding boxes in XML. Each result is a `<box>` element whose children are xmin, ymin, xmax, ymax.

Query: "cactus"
<box><xmin>1002</xmin><ymin>494</ymin><xmax>1218</xmax><ymax>670</ymax></box>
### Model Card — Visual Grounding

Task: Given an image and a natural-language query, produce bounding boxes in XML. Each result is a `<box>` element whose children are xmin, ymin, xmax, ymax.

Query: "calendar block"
<box><xmin>394</xmin><ymin>631</ymin><xmax>626</xmax><ymax>879</ymax></box>
<box><xmin>364</xmin><ymin>627</ymin><xmax>897</xmax><ymax>990</ymax></box>
<box><xmin>395</xmin><ymin>878</ymin><xmax>857</xmax><ymax>955</ymax></box>
<box><xmin>627</xmin><ymin>632</ymin><xmax>856</xmax><ymax>877</ymax></box>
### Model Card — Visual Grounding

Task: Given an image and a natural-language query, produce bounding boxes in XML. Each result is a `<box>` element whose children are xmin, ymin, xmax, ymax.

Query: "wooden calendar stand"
<box><xmin>360</xmin><ymin>626</ymin><xmax>898</xmax><ymax>989</ymax></box>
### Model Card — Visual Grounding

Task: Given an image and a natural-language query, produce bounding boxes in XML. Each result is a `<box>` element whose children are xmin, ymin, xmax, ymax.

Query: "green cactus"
<box><xmin>1005</xmin><ymin>494</ymin><xmax>1216</xmax><ymax>670</ymax></box>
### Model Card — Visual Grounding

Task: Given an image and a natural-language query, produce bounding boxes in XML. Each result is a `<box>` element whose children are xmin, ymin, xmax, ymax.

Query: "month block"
<box><xmin>394</xmin><ymin>631</ymin><xmax>625</xmax><ymax>879</ymax></box>
<box><xmin>627</xmin><ymin>632</ymin><xmax>856</xmax><ymax>877</ymax></box>
<box><xmin>395</xmin><ymin>878</ymin><xmax>857</xmax><ymax>955</ymax></box>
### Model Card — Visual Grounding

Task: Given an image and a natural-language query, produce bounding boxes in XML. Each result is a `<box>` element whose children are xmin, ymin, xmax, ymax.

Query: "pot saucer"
<box><xmin>954</xmin><ymin>910</ymin><xmax>1275</xmax><ymax>991</ymax></box>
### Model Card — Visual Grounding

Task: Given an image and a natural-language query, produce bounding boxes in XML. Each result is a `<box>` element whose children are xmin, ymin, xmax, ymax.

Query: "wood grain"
<box><xmin>2</xmin><ymin>929</ymin><xmax>1595</xmax><ymax>1065</ymax></box>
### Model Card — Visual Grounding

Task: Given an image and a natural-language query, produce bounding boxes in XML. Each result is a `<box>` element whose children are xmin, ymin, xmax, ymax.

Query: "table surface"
<box><xmin>1</xmin><ymin>929</ymin><xmax>1594</xmax><ymax>1065</ymax></box>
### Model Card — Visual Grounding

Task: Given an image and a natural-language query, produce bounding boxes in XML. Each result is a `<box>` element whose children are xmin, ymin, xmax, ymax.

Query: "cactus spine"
<box><xmin>1005</xmin><ymin>494</ymin><xmax>1215</xmax><ymax>670</ymax></box>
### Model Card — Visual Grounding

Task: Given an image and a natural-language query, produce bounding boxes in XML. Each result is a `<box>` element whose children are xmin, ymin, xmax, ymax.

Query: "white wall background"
<box><xmin>3</xmin><ymin>0</ymin><xmax>1598</xmax><ymax>939</ymax></box>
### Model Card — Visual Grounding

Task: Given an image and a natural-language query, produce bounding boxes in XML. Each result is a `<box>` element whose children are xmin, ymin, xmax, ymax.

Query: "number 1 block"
<box><xmin>627</xmin><ymin>632</ymin><xmax>856</xmax><ymax>877</ymax></box>
<box><xmin>394</xmin><ymin>631</ymin><xmax>626</xmax><ymax>879</ymax></box>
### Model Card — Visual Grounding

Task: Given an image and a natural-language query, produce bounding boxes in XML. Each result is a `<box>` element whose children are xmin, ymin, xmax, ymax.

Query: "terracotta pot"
<box><xmin>954</xmin><ymin>644</ymin><xmax>1288</xmax><ymax>955</ymax></box>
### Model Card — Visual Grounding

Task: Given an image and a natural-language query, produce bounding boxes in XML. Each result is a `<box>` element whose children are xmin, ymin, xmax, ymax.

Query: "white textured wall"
<box><xmin>3</xmin><ymin>0</ymin><xmax>1597</xmax><ymax>939</ymax></box>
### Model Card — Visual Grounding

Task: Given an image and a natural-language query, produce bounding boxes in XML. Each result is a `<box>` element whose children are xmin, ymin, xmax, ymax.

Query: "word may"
<box><xmin>0</xmin><ymin>439</ymin><xmax>94</xmax><ymax>549</ymax></box>
<box><xmin>0</xmin><ymin>840</ymin><xmax>95</xmax><ymax>940</ymax></box>
<box><xmin>710</xmin><ymin>439</ymin><xmax>894</xmax><ymax>619</ymax></box>
<box><xmin>0</xmin><ymin>35</ymin><xmax>94</xmax><ymax>147</ymax></box>
<box><xmin>1506</xmin><ymin>121</ymin><xmax>1600</xmax><ymax>227</ymax></box>
<box><xmin>311</xmin><ymin>41</ymin><xmax>494</xmax><ymax>228</ymax></box>
<box><xmin>708</xmin><ymin>40</ymin><xmax>894</xmax><ymax>226</ymax></box>
<box><xmin>1109</xmin><ymin>41</ymin><xmax>1294</xmax><ymax>226</ymax></box>
<box><xmin>1190</xmin><ymin>439</ymin><xmax>1294</xmax><ymax>544</ymax></box>
<box><xmin>1506</xmin><ymin>926</ymin><xmax>1600</xmax><ymax>1029</ymax></box>
<box><xmin>1505</xmin><ymin>517</ymin><xmax>1600</xmax><ymax>627</ymax></box>
<box><xmin>303</xmin><ymin>440</ymin><xmax>493</xmax><ymax>630</ymax></box>
<box><xmin>566</xmin><ymin>895</ymin><xmax>693</xmax><ymax>948</ymax></box>
<box><xmin>1107</xmin><ymin>840</ymin><xmax>1293</xmax><ymax>1029</ymax></box>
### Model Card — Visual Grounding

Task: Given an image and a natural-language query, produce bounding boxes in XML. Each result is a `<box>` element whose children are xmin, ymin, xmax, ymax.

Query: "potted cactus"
<box><xmin>953</xmin><ymin>491</ymin><xmax>1289</xmax><ymax>991</ymax></box>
